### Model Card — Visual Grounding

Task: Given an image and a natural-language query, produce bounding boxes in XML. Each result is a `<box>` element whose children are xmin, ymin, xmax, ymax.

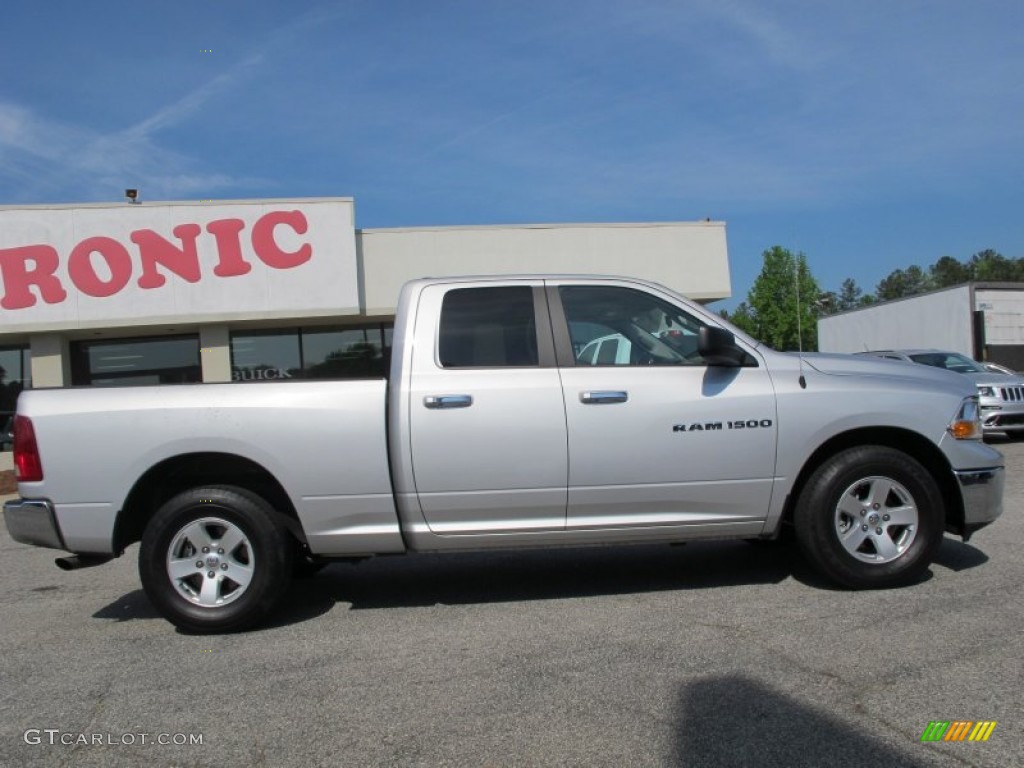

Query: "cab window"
<box><xmin>560</xmin><ymin>285</ymin><xmax>707</xmax><ymax>366</ymax></box>
<box><xmin>438</xmin><ymin>287</ymin><xmax>539</xmax><ymax>368</ymax></box>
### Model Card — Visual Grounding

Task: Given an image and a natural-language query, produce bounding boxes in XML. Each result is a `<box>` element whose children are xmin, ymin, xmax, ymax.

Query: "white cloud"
<box><xmin>0</xmin><ymin>5</ymin><xmax>345</xmax><ymax>203</ymax></box>
<box><xmin>0</xmin><ymin>101</ymin><xmax>260</xmax><ymax>202</ymax></box>
<box><xmin>0</xmin><ymin>43</ymin><xmax>271</xmax><ymax>201</ymax></box>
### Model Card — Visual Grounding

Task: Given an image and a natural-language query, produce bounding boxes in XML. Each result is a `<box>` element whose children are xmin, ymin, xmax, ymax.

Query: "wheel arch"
<box><xmin>782</xmin><ymin>427</ymin><xmax>964</xmax><ymax>536</ymax></box>
<box><xmin>114</xmin><ymin>452</ymin><xmax>303</xmax><ymax>554</ymax></box>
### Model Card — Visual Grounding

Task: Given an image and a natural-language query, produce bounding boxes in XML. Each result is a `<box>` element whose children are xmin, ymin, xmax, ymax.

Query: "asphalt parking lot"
<box><xmin>1</xmin><ymin>443</ymin><xmax>1021</xmax><ymax>768</ymax></box>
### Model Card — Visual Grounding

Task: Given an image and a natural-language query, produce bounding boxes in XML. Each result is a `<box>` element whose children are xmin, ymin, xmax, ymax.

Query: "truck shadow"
<box><xmin>93</xmin><ymin>535</ymin><xmax>991</xmax><ymax>631</ymax></box>
<box><xmin>94</xmin><ymin>540</ymin><xmax>797</xmax><ymax>631</ymax></box>
<box><xmin>276</xmin><ymin>540</ymin><xmax>799</xmax><ymax>618</ymax></box>
<box><xmin>782</xmin><ymin>535</ymin><xmax>989</xmax><ymax>591</ymax></box>
<box><xmin>273</xmin><ymin>533</ymin><xmax>993</xmax><ymax>626</ymax></box>
<box><xmin>93</xmin><ymin>589</ymin><xmax>162</xmax><ymax>622</ymax></box>
<box><xmin>932</xmin><ymin>536</ymin><xmax>990</xmax><ymax>572</ymax></box>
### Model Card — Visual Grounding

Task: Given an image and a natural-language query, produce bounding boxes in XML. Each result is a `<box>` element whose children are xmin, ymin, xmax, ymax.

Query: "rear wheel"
<box><xmin>795</xmin><ymin>446</ymin><xmax>944</xmax><ymax>588</ymax></box>
<box><xmin>139</xmin><ymin>486</ymin><xmax>293</xmax><ymax>633</ymax></box>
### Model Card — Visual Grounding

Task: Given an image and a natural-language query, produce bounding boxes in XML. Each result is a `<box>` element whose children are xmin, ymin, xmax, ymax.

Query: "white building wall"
<box><xmin>359</xmin><ymin>221</ymin><xmax>730</xmax><ymax>315</ymax></box>
<box><xmin>818</xmin><ymin>285</ymin><xmax>974</xmax><ymax>355</ymax></box>
<box><xmin>0</xmin><ymin>198</ymin><xmax>359</xmax><ymax>334</ymax></box>
<box><xmin>29</xmin><ymin>334</ymin><xmax>71</xmax><ymax>387</ymax></box>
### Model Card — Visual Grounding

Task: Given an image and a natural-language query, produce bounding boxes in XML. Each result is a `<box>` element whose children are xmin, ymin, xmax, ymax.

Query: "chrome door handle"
<box><xmin>580</xmin><ymin>391</ymin><xmax>628</xmax><ymax>404</ymax></box>
<box><xmin>424</xmin><ymin>394</ymin><xmax>473</xmax><ymax>409</ymax></box>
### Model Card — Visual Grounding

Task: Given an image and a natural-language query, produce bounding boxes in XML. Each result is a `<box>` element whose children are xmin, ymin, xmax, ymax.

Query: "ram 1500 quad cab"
<box><xmin>4</xmin><ymin>276</ymin><xmax>1004</xmax><ymax>632</ymax></box>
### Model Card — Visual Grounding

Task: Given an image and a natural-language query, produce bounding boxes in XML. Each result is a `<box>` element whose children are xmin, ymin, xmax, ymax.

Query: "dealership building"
<box><xmin>0</xmin><ymin>197</ymin><xmax>731</xmax><ymax>424</ymax></box>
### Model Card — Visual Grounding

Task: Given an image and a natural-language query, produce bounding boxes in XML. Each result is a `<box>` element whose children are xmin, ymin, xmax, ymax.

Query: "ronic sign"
<box><xmin>0</xmin><ymin>209</ymin><xmax>313</xmax><ymax>310</ymax></box>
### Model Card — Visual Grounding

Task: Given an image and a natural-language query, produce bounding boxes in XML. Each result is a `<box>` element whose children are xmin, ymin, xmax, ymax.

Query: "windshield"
<box><xmin>909</xmin><ymin>352</ymin><xmax>986</xmax><ymax>374</ymax></box>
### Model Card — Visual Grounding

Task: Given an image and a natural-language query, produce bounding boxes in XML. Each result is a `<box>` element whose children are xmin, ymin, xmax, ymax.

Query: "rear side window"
<box><xmin>438</xmin><ymin>287</ymin><xmax>539</xmax><ymax>368</ymax></box>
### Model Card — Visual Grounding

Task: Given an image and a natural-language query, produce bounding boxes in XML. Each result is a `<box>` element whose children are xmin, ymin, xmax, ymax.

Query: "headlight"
<box><xmin>978</xmin><ymin>386</ymin><xmax>995</xmax><ymax>397</ymax></box>
<box><xmin>948</xmin><ymin>396</ymin><xmax>982</xmax><ymax>440</ymax></box>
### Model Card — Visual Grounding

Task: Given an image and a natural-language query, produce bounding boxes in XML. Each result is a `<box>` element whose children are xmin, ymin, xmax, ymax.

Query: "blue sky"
<box><xmin>2</xmin><ymin>1</ymin><xmax>1022</xmax><ymax>309</ymax></box>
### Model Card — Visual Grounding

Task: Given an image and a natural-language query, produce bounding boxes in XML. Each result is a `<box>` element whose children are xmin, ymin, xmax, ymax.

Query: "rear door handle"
<box><xmin>424</xmin><ymin>394</ymin><xmax>473</xmax><ymax>409</ymax></box>
<box><xmin>580</xmin><ymin>391</ymin><xmax>628</xmax><ymax>404</ymax></box>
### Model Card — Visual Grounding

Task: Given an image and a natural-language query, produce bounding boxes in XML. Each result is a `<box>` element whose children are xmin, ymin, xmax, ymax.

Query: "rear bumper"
<box><xmin>953</xmin><ymin>467</ymin><xmax>1004</xmax><ymax>539</ymax></box>
<box><xmin>3</xmin><ymin>498</ymin><xmax>66</xmax><ymax>550</ymax></box>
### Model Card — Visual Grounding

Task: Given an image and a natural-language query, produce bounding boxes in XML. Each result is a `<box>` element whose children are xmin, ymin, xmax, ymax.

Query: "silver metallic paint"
<box><xmin>5</xmin><ymin>274</ymin><xmax>1005</xmax><ymax>562</ymax></box>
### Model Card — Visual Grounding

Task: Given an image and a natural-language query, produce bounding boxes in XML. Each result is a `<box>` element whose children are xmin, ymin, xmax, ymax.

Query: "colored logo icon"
<box><xmin>920</xmin><ymin>721</ymin><xmax>996</xmax><ymax>742</ymax></box>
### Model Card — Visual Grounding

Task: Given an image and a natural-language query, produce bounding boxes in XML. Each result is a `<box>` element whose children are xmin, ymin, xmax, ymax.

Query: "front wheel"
<box><xmin>139</xmin><ymin>486</ymin><xmax>294</xmax><ymax>633</ymax></box>
<box><xmin>795</xmin><ymin>446</ymin><xmax>944</xmax><ymax>589</ymax></box>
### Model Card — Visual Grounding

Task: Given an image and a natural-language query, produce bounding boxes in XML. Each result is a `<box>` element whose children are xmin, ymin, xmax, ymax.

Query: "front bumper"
<box><xmin>3</xmin><ymin>498</ymin><xmax>66</xmax><ymax>550</ymax></box>
<box><xmin>980</xmin><ymin>401</ymin><xmax>1024</xmax><ymax>432</ymax></box>
<box><xmin>953</xmin><ymin>467</ymin><xmax>1004</xmax><ymax>539</ymax></box>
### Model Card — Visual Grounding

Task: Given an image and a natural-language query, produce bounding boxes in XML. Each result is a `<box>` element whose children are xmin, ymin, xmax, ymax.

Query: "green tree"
<box><xmin>875</xmin><ymin>265</ymin><xmax>929</xmax><ymax>301</ymax></box>
<box><xmin>722</xmin><ymin>301</ymin><xmax>757</xmax><ymax>336</ymax></box>
<box><xmin>929</xmin><ymin>255</ymin><xmax>971</xmax><ymax>288</ymax></box>
<box><xmin>746</xmin><ymin>246</ymin><xmax>822</xmax><ymax>351</ymax></box>
<box><xmin>969</xmin><ymin>249</ymin><xmax>1020</xmax><ymax>281</ymax></box>
<box><xmin>836</xmin><ymin>278</ymin><xmax>864</xmax><ymax>311</ymax></box>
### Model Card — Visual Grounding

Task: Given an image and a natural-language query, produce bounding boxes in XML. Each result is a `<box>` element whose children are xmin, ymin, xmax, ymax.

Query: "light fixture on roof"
<box><xmin>125</xmin><ymin>189</ymin><xmax>140</xmax><ymax>204</ymax></box>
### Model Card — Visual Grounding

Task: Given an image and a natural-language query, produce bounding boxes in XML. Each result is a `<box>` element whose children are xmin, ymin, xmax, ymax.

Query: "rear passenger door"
<box><xmin>407</xmin><ymin>282</ymin><xmax>569</xmax><ymax>534</ymax></box>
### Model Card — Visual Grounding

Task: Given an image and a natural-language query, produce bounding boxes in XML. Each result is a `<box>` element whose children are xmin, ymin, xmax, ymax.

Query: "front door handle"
<box><xmin>424</xmin><ymin>394</ymin><xmax>473</xmax><ymax>409</ymax></box>
<box><xmin>580</xmin><ymin>391</ymin><xmax>628</xmax><ymax>404</ymax></box>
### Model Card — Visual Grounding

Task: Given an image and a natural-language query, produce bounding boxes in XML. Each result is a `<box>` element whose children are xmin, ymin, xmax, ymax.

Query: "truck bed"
<box><xmin>15</xmin><ymin>381</ymin><xmax>404</xmax><ymax>555</ymax></box>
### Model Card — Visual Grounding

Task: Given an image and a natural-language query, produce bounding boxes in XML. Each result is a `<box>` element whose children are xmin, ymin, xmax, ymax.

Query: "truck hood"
<box><xmin>956</xmin><ymin>371</ymin><xmax>1024</xmax><ymax>387</ymax></box>
<box><xmin>797</xmin><ymin>352</ymin><xmax>974</xmax><ymax>393</ymax></box>
<box><xmin>797</xmin><ymin>353</ymin><xmax>1024</xmax><ymax>389</ymax></box>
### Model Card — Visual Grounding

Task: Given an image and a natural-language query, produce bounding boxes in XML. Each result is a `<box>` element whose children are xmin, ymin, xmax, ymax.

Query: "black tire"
<box><xmin>1004</xmin><ymin>431</ymin><xmax>1024</xmax><ymax>441</ymax></box>
<box><xmin>139</xmin><ymin>485</ymin><xmax>294</xmax><ymax>633</ymax></box>
<box><xmin>794</xmin><ymin>446</ymin><xmax>944</xmax><ymax>589</ymax></box>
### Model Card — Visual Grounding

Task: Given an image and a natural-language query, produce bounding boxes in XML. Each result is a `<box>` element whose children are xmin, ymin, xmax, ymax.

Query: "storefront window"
<box><xmin>302</xmin><ymin>327</ymin><xmax>389</xmax><ymax>378</ymax></box>
<box><xmin>231</xmin><ymin>324</ymin><xmax>391</xmax><ymax>381</ymax></box>
<box><xmin>70</xmin><ymin>336</ymin><xmax>201</xmax><ymax>387</ymax></box>
<box><xmin>1</xmin><ymin>346</ymin><xmax>31</xmax><ymax>441</ymax></box>
<box><xmin>230</xmin><ymin>331</ymin><xmax>301</xmax><ymax>381</ymax></box>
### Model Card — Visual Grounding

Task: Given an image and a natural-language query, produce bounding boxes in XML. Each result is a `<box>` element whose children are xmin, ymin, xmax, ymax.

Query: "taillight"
<box><xmin>13</xmin><ymin>415</ymin><xmax>44</xmax><ymax>482</ymax></box>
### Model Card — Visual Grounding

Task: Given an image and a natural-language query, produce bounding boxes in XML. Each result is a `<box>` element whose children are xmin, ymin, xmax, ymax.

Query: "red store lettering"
<box><xmin>0</xmin><ymin>210</ymin><xmax>313</xmax><ymax>310</ymax></box>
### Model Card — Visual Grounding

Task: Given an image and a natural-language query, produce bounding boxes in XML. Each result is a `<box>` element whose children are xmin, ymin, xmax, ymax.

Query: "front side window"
<box><xmin>559</xmin><ymin>285</ymin><xmax>708</xmax><ymax>367</ymax></box>
<box><xmin>438</xmin><ymin>286</ymin><xmax>538</xmax><ymax>368</ymax></box>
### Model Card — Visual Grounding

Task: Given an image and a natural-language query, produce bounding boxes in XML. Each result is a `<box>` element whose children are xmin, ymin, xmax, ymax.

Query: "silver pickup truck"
<box><xmin>3</xmin><ymin>276</ymin><xmax>1005</xmax><ymax>632</ymax></box>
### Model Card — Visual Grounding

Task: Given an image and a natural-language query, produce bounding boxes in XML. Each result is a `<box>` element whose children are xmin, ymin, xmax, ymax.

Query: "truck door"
<box><xmin>407</xmin><ymin>282</ymin><xmax>568</xmax><ymax>534</ymax></box>
<box><xmin>550</xmin><ymin>281</ymin><xmax>777</xmax><ymax>531</ymax></box>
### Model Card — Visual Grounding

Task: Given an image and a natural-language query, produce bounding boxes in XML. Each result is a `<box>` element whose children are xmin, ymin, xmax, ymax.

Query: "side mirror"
<box><xmin>698</xmin><ymin>326</ymin><xmax>747</xmax><ymax>367</ymax></box>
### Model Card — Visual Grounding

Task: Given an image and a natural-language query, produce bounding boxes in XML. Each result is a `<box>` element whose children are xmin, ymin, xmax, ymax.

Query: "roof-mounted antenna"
<box><xmin>794</xmin><ymin>257</ymin><xmax>807</xmax><ymax>389</ymax></box>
